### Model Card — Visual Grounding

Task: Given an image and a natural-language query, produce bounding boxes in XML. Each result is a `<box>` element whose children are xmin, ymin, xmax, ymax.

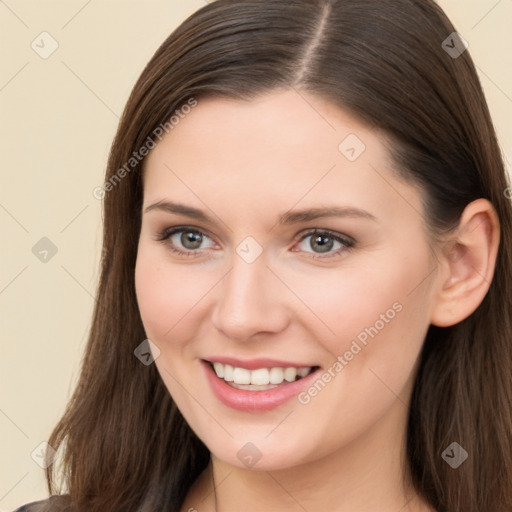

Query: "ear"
<box><xmin>430</xmin><ymin>198</ymin><xmax>500</xmax><ymax>327</ymax></box>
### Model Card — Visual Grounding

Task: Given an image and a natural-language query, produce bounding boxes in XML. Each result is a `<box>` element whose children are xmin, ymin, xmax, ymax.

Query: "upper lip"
<box><xmin>203</xmin><ymin>356</ymin><xmax>319</xmax><ymax>370</ymax></box>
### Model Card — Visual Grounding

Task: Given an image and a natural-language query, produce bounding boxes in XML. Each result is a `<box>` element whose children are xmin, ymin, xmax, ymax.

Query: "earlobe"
<box><xmin>430</xmin><ymin>199</ymin><xmax>500</xmax><ymax>327</ymax></box>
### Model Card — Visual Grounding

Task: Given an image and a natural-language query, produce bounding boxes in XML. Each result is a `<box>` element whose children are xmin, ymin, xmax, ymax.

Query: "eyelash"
<box><xmin>155</xmin><ymin>226</ymin><xmax>356</xmax><ymax>260</ymax></box>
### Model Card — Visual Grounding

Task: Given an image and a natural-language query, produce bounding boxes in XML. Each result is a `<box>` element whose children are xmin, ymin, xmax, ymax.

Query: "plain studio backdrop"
<box><xmin>0</xmin><ymin>0</ymin><xmax>511</xmax><ymax>510</ymax></box>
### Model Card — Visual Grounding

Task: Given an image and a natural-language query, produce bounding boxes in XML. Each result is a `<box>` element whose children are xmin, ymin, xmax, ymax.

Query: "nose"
<box><xmin>211</xmin><ymin>253</ymin><xmax>289</xmax><ymax>343</ymax></box>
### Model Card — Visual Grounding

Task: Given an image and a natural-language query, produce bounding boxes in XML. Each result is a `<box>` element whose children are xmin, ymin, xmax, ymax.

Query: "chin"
<box><xmin>207</xmin><ymin>435</ymin><xmax>315</xmax><ymax>472</ymax></box>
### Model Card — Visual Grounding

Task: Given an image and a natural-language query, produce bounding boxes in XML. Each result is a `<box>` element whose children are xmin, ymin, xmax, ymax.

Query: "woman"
<box><xmin>15</xmin><ymin>0</ymin><xmax>512</xmax><ymax>511</ymax></box>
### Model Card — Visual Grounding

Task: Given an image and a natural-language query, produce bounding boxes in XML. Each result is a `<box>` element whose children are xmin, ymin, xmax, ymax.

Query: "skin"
<box><xmin>134</xmin><ymin>89</ymin><xmax>499</xmax><ymax>512</ymax></box>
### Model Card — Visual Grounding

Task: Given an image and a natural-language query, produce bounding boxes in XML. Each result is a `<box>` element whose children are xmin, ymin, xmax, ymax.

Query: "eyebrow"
<box><xmin>143</xmin><ymin>200</ymin><xmax>376</xmax><ymax>225</ymax></box>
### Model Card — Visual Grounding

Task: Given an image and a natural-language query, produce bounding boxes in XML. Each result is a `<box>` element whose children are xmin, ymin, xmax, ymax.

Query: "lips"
<box><xmin>201</xmin><ymin>359</ymin><xmax>321</xmax><ymax>412</ymax></box>
<box><xmin>202</xmin><ymin>356</ymin><xmax>319</xmax><ymax>370</ymax></box>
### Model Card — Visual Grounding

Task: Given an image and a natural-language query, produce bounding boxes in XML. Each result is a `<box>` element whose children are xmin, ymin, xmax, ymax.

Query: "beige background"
<box><xmin>0</xmin><ymin>1</ymin><xmax>510</xmax><ymax>510</ymax></box>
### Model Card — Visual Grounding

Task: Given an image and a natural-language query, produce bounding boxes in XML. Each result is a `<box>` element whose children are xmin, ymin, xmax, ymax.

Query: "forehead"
<box><xmin>144</xmin><ymin>89</ymin><xmax>371</xmax><ymax>174</ymax></box>
<box><xmin>141</xmin><ymin>89</ymin><xmax>423</xmax><ymax>227</ymax></box>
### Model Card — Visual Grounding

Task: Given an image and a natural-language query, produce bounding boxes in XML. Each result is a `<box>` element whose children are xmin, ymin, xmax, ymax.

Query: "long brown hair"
<box><xmin>46</xmin><ymin>1</ymin><xmax>512</xmax><ymax>510</ymax></box>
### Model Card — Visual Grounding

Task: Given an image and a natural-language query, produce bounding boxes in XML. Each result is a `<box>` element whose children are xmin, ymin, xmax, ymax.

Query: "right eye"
<box><xmin>156</xmin><ymin>226</ymin><xmax>216</xmax><ymax>257</ymax></box>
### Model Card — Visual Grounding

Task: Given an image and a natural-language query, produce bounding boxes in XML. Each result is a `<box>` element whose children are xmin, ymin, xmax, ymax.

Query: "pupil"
<box><xmin>182</xmin><ymin>231</ymin><xmax>202</xmax><ymax>249</ymax></box>
<box><xmin>312</xmin><ymin>235</ymin><xmax>333</xmax><ymax>253</ymax></box>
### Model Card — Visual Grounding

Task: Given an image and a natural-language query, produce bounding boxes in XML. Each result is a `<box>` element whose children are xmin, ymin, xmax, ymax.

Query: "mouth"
<box><xmin>204</xmin><ymin>360</ymin><xmax>320</xmax><ymax>390</ymax></box>
<box><xmin>201</xmin><ymin>359</ymin><xmax>322</xmax><ymax>412</ymax></box>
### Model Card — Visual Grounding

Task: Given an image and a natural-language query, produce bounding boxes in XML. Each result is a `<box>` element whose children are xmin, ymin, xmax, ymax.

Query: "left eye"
<box><xmin>295</xmin><ymin>230</ymin><xmax>353</xmax><ymax>255</ymax></box>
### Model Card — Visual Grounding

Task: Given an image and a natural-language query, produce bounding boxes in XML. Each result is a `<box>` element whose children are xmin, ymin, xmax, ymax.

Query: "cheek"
<box><xmin>279</xmin><ymin>254</ymin><xmax>433</xmax><ymax>455</ymax></box>
<box><xmin>135</xmin><ymin>247</ymin><xmax>190</xmax><ymax>341</ymax></box>
<box><xmin>134</xmin><ymin>245</ymin><xmax>220</xmax><ymax>348</ymax></box>
<box><xmin>287</xmin><ymin>246</ymin><xmax>434</xmax><ymax>372</ymax></box>
<box><xmin>135</xmin><ymin>256</ymin><xmax>170</xmax><ymax>337</ymax></box>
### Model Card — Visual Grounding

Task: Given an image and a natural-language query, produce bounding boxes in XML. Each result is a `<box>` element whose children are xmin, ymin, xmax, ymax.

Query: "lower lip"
<box><xmin>202</xmin><ymin>360</ymin><xmax>321</xmax><ymax>412</ymax></box>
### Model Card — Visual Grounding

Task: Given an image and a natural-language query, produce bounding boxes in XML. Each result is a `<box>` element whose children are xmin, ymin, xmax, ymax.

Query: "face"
<box><xmin>135</xmin><ymin>89</ymin><xmax>440</xmax><ymax>471</ymax></box>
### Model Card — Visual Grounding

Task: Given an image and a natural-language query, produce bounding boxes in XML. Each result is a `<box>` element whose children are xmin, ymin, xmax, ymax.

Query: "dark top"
<box><xmin>13</xmin><ymin>496</ymin><xmax>74</xmax><ymax>512</ymax></box>
<box><xmin>15</xmin><ymin>495</ymin><xmax>441</xmax><ymax>511</ymax></box>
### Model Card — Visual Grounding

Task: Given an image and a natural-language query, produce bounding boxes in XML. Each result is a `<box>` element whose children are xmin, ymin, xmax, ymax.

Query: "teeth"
<box><xmin>213</xmin><ymin>362</ymin><xmax>224</xmax><ymax>378</ymax></box>
<box><xmin>251</xmin><ymin>368</ymin><xmax>270</xmax><ymax>385</ymax></box>
<box><xmin>284</xmin><ymin>367</ymin><xmax>297</xmax><ymax>382</ymax></box>
<box><xmin>223</xmin><ymin>364</ymin><xmax>234</xmax><ymax>382</ymax></box>
<box><xmin>297</xmin><ymin>367</ymin><xmax>310</xmax><ymax>378</ymax></box>
<box><xmin>269</xmin><ymin>367</ymin><xmax>284</xmax><ymax>384</ymax></box>
<box><xmin>233</xmin><ymin>367</ymin><xmax>251</xmax><ymax>385</ymax></box>
<box><xmin>211</xmin><ymin>362</ymin><xmax>314</xmax><ymax>386</ymax></box>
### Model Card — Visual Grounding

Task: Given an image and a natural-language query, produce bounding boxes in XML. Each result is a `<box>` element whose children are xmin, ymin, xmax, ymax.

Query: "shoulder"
<box><xmin>12</xmin><ymin>495</ymin><xmax>74</xmax><ymax>512</ymax></box>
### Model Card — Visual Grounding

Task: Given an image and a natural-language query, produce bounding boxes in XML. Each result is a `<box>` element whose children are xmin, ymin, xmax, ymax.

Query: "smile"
<box><xmin>202</xmin><ymin>359</ymin><xmax>321</xmax><ymax>412</ymax></box>
<box><xmin>210</xmin><ymin>361</ymin><xmax>314</xmax><ymax>388</ymax></box>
